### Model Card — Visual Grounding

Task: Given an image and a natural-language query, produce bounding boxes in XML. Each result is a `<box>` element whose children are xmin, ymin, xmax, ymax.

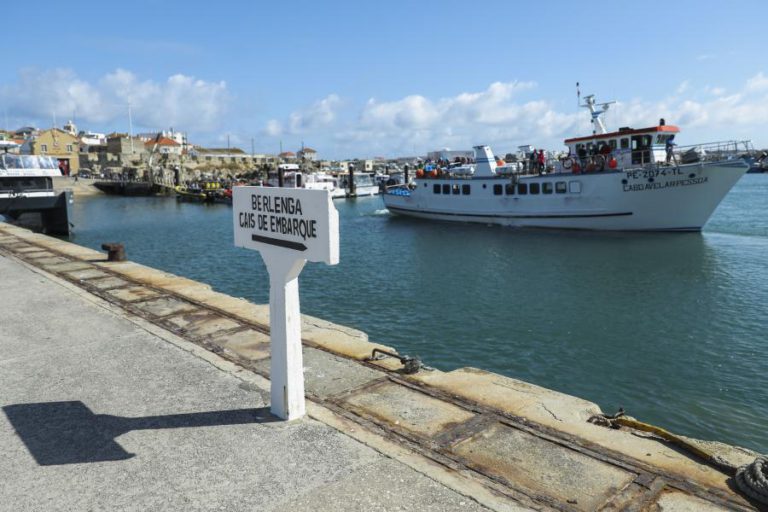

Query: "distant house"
<box><xmin>23</xmin><ymin>129</ymin><xmax>80</xmax><ymax>175</ymax></box>
<box><xmin>106</xmin><ymin>134</ymin><xmax>147</xmax><ymax>159</ymax></box>
<box><xmin>279</xmin><ymin>151</ymin><xmax>296</xmax><ymax>162</ymax></box>
<box><xmin>352</xmin><ymin>159</ymin><xmax>373</xmax><ymax>172</ymax></box>
<box><xmin>145</xmin><ymin>136</ymin><xmax>182</xmax><ymax>156</ymax></box>
<box><xmin>137</xmin><ymin>129</ymin><xmax>188</xmax><ymax>152</ymax></box>
<box><xmin>297</xmin><ymin>147</ymin><xmax>317</xmax><ymax>162</ymax></box>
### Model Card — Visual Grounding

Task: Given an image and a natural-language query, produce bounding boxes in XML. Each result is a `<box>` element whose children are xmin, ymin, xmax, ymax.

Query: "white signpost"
<box><xmin>233</xmin><ymin>186</ymin><xmax>339</xmax><ymax>420</ymax></box>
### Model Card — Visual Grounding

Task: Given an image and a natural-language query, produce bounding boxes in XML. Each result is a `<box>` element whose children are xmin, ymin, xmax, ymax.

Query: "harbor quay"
<box><xmin>0</xmin><ymin>223</ymin><xmax>765</xmax><ymax>511</ymax></box>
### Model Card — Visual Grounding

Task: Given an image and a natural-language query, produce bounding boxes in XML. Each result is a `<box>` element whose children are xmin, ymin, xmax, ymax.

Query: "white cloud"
<box><xmin>264</xmin><ymin>119</ymin><xmax>283</xmax><ymax>137</ymax></box>
<box><xmin>289</xmin><ymin>94</ymin><xmax>340</xmax><ymax>132</ymax></box>
<box><xmin>262</xmin><ymin>73</ymin><xmax>768</xmax><ymax>157</ymax></box>
<box><xmin>745</xmin><ymin>72</ymin><xmax>768</xmax><ymax>92</ymax></box>
<box><xmin>0</xmin><ymin>67</ymin><xmax>229</xmax><ymax>132</ymax></box>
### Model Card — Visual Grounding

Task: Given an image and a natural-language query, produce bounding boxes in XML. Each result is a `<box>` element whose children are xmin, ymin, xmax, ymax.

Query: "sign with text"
<box><xmin>233</xmin><ymin>187</ymin><xmax>339</xmax><ymax>265</ymax></box>
<box><xmin>233</xmin><ymin>186</ymin><xmax>339</xmax><ymax>421</ymax></box>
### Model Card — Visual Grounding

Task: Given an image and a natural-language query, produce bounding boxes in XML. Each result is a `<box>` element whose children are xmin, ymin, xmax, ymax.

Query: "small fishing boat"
<box><xmin>382</xmin><ymin>94</ymin><xmax>749</xmax><ymax>231</ymax></box>
<box><xmin>175</xmin><ymin>181</ymin><xmax>227</xmax><ymax>203</ymax></box>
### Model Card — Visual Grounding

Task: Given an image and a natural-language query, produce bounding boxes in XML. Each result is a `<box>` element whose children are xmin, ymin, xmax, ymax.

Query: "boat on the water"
<box><xmin>175</xmin><ymin>181</ymin><xmax>228</xmax><ymax>203</ymax></box>
<box><xmin>93</xmin><ymin>180</ymin><xmax>156</xmax><ymax>196</ymax></box>
<box><xmin>266</xmin><ymin>164</ymin><xmax>378</xmax><ymax>198</ymax></box>
<box><xmin>267</xmin><ymin>165</ymin><xmax>341</xmax><ymax>196</ymax></box>
<box><xmin>0</xmin><ymin>143</ymin><xmax>73</xmax><ymax>235</ymax></box>
<box><xmin>382</xmin><ymin>95</ymin><xmax>749</xmax><ymax>231</ymax></box>
<box><xmin>339</xmin><ymin>172</ymin><xmax>379</xmax><ymax>197</ymax></box>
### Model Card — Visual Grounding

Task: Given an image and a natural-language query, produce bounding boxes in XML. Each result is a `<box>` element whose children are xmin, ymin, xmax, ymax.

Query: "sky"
<box><xmin>3</xmin><ymin>0</ymin><xmax>768</xmax><ymax>159</ymax></box>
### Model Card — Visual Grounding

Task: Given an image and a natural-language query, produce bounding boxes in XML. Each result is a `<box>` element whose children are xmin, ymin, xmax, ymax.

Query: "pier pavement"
<box><xmin>0</xmin><ymin>222</ymin><xmax>763</xmax><ymax>511</ymax></box>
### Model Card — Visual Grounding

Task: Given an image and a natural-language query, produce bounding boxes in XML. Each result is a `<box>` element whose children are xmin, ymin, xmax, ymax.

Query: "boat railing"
<box><xmin>669</xmin><ymin>139</ymin><xmax>752</xmax><ymax>166</ymax></box>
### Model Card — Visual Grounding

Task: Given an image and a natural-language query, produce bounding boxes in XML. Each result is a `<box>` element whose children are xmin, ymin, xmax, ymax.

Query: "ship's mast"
<box><xmin>580</xmin><ymin>94</ymin><xmax>615</xmax><ymax>135</ymax></box>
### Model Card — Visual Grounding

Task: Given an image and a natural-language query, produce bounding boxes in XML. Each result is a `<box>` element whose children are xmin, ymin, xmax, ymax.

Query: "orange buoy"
<box><xmin>430</xmin><ymin>170</ymin><xmax>438</xmax><ymax>178</ymax></box>
<box><xmin>608</xmin><ymin>158</ymin><xmax>618</xmax><ymax>169</ymax></box>
<box><xmin>416</xmin><ymin>169</ymin><xmax>424</xmax><ymax>178</ymax></box>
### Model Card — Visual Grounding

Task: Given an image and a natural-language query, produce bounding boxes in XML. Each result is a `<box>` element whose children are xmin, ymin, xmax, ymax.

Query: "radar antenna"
<box><xmin>580</xmin><ymin>94</ymin><xmax>615</xmax><ymax>135</ymax></box>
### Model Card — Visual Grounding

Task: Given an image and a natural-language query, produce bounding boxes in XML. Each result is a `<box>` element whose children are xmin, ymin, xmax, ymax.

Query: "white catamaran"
<box><xmin>0</xmin><ymin>143</ymin><xmax>72</xmax><ymax>235</ymax></box>
<box><xmin>382</xmin><ymin>95</ymin><xmax>749</xmax><ymax>231</ymax></box>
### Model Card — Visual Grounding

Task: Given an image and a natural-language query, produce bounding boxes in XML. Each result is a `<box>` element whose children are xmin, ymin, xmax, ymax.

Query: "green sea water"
<box><xmin>68</xmin><ymin>175</ymin><xmax>768</xmax><ymax>454</ymax></box>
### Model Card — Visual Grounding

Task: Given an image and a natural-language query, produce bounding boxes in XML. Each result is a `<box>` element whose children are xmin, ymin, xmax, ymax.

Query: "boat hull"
<box><xmin>382</xmin><ymin>160</ymin><xmax>748</xmax><ymax>231</ymax></box>
<box><xmin>0</xmin><ymin>190</ymin><xmax>73</xmax><ymax>235</ymax></box>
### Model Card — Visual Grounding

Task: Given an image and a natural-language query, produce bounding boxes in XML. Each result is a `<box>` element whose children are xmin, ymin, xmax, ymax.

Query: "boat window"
<box><xmin>609</xmin><ymin>140</ymin><xmax>617</xmax><ymax>150</ymax></box>
<box><xmin>505</xmin><ymin>183</ymin><xmax>515</xmax><ymax>195</ymax></box>
<box><xmin>452</xmin><ymin>184</ymin><xmax>460</xmax><ymax>195</ymax></box>
<box><xmin>442</xmin><ymin>184</ymin><xmax>450</xmax><ymax>194</ymax></box>
<box><xmin>530</xmin><ymin>182</ymin><xmax>540</xmax><ymax>194</ymax></box>
<box><xmin>518</xmin><ymin>183</ymin><xmax>528</xmax><ymax>195</ymax></box>
<box><xmin>620</xmin><ymin>138</ymin><xmax>629</xmax><ymax>149</ymax></box>
<box><xmin>555</xmin><ymin>181</ymin><xmax>567</xmax><ymax>193</ymax></box>
<box><xmin>433</xmin><ymin>184</ymin><xmax>441</xmax><ymax>194</ymax></box>
<box><xmin>493</xmin><ymin>184</ymin><xmax>503</xmax><ymax>195</ymax></box>
<box><xmin>569</xmin><ymin>181</ymin><xmax>582</xmax><ymax>193</ymax></box>
<box><xmin>462</xmin><ymin>184</ymin><xmax>471</xmax><ymax>195</ymax></box>
<box><xmin>631</xmin><ymin>135</ymin><xmax>652</xmax><ymax>149</ymax></box>
<box><xmin>656</xmin><ymin>134</ymin><xmax>673</xmax><ymax>144</ymax></box>
<box><xmin>543</xmin><ymin>182</ymin><xmax>553</xmax><ymax>194</ymax></box>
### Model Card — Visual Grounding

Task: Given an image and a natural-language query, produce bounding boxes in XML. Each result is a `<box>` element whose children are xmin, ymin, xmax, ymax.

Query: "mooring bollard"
<box><xmin>101</xmin><ymin>243</ymin><xmax>126</xmax><ymax>262</ymax></box>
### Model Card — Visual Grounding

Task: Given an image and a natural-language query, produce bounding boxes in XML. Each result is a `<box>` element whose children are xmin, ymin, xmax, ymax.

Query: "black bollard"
<box><xmin>101</xmin><ymin>243</ymin><xmax>126</xmax><ymax>262</ymax></box>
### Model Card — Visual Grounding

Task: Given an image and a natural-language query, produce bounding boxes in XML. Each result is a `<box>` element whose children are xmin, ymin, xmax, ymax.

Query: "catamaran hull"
<box><xmin>383</xmin><ymin>160</ymin><xmax>748</xmax><ymax>231</ymax></box>
<box><xmin>0</xmin><ymin>190</ymin><xmax>73</xmax><ymax>235</ymax></box>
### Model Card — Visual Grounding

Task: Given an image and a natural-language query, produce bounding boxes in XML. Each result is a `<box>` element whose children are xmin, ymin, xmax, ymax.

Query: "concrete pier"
<box><xmin>0</xmin><ymin>223</ymin><xmax>763</xmax><ymax>511</ymax></box>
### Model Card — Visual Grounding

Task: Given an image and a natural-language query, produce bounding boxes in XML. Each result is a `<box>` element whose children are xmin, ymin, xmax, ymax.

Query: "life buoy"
<box><xmin>562</xmin><ymin>157</ymin><xmax>573</xmax><ymax>170</ymax></box>
<box><xmin>594</xmin><ymin>155</ymin><xmax>606</xmax><ymax>172</ymax></box>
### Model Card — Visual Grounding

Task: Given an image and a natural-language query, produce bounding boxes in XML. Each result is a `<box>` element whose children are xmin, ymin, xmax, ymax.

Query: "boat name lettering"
<box><xmin>625</xmin><ymin>168</ymin><xmax>684</xmax><ymax>180</ymax></box>
<box><xmin>251</xmin><ymin>194</ymin><xmax>303</xmax><ymax>215</ymax></box>
<box><xmin>623</xmin><ymin>176</ymin><xmax>708</xmax><ymax>192</ymax></box>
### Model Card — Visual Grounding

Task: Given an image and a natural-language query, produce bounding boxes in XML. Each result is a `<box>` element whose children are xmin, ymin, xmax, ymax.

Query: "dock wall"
<box><xmin>0</xmin><ymin>222</ymin><xmax>762</xmax><ymax>511</ymax></box>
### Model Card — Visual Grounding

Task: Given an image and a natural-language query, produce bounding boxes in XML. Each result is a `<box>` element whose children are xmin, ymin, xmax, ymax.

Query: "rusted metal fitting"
<box><xmin>365</xmin><ymin>348</ymin><xmax>431</xmax><ymax>375</ymax></box>
<box><xmin>101</xmin><ymin>243</ymin><xmax>126</xmax><ymax>262</ymax></box>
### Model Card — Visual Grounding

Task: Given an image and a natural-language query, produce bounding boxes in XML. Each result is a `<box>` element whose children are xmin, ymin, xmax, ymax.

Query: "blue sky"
<box><xmin>3</xmin><ymin>0</ymin><xmax>767</xmax><ymax>159</ymax></box>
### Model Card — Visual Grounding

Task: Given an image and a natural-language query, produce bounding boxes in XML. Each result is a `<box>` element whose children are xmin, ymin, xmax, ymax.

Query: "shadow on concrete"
<box><xmin>3</xmin><ymin>401</ymin><xmax>277</xmax><ymax>466</ymax></box>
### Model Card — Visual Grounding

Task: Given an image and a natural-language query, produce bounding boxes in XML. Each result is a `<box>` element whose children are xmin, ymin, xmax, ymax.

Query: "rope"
<box><xmin>589</xmin><ymin>410</ymin><xmax>768</xmax><ymax>505</ymax></box>
<box><xmin>734</xmin><ymin>457</ymin><xmax>768</xmax><ymax>505</ymax></box>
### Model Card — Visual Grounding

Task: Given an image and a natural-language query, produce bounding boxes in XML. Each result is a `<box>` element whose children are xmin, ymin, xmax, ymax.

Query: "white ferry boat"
<box><xmin>0</xmin><ymin>143</ymin><xmax>72</xmax><ymax>235</ymax></box>
<box><xmin>382</xmin><ymin>96</ymin><xmax>749</xmax><ymax>231</ymax></box>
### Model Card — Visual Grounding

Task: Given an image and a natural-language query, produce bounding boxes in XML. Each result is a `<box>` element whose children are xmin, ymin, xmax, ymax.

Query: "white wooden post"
<box><xmin>264</xmin><ymin>256</ymin><xmax>307</xmax><ymax>420</ymax></box>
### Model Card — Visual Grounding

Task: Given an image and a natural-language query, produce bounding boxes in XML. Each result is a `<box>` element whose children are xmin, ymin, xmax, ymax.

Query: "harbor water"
<box><xmin>68</xmin><ymin>175</ymin><xmax>768</xmax><ymax>454</ymax></box>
